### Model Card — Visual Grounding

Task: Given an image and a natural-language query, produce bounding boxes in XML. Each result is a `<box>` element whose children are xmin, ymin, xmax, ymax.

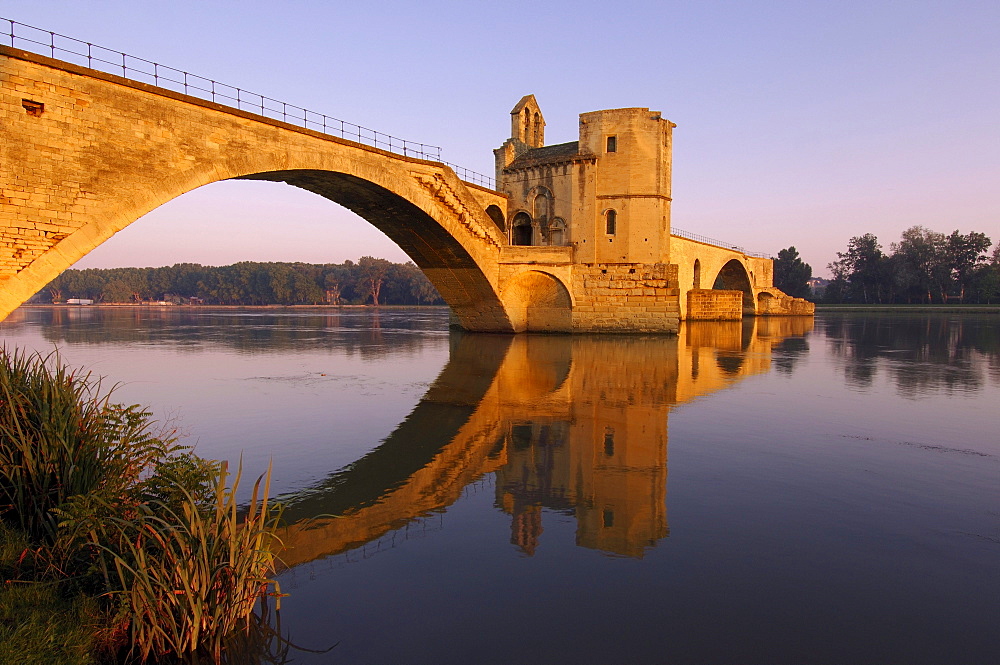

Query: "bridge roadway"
<box><xmin>1</xmin><ymin>44</ymin><xmax>812</xmax><ymax>331</ymax></box>
<box><xmin>275</xmin><ymin>316</ymin><xmax>814</xmax><ymax>566</ymax></box>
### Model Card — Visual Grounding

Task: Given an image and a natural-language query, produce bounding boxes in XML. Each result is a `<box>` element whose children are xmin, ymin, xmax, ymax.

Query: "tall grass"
<box><xmin>0</xmin><ymin>347</ymin><xmax>171</xmax><ymax>545</ymax></box>
<box><xmin>102</xmin><ymin>462</ymin><xmax>282</xmax><ymax>663</ymax></box>
<box><xmin>0</xmin><ymin>348</ymin><xmax>286</xmax><ymax>663</ymax></box>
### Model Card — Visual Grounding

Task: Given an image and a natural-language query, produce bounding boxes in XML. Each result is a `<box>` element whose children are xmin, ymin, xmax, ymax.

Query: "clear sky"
<box><xmin>5</xmin><ymin>1</ymin><xmax>999</xmax><ymax>276</ymax></box>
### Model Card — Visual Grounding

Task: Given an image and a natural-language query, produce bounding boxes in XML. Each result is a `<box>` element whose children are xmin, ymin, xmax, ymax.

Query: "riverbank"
<box><xmin>815</xmin><ymin>304</ymin><xmax>1000</xmax><ymax>313</ymax></box>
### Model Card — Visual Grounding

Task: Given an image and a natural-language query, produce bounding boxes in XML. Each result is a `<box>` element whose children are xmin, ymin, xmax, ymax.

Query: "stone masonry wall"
<box><xmin>686</xmin><ymin>289</ymin><xmax>743</xmax><ymax>320</ymax></box>
<box><xmin>570</xmin><ymin>263</ymin><xmax>680</xmax><ymax>332</ymax></box>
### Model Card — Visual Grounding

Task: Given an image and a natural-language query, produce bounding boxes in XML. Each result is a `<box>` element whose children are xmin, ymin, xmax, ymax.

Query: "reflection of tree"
<box><xmin>823</xmin><ymin>314</ymin><xmax>1000</xmax><ymax>395</ymax></box>
<box><xmin>25</xmin><ymin>306</ymin><xmax>445</xmax><ymax>359</ymax></box>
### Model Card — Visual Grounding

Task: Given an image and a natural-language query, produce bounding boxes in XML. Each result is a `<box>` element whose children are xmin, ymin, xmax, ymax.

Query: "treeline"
<box><xmin>821</xmin><ymin>226</ymin><xmax>999</xmax><ymax>304</ymax></box>
<box><xmin>38</xmin><ymin>257</ymin><xmax>445</xmax><ymax>306</ymax></box>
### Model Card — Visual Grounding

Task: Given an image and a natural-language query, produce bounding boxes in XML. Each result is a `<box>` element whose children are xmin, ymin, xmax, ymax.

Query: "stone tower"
<box><xmin>495</xmin><ymin>96</ymin><xmax>675</xmax><ymax>263</ymax></box>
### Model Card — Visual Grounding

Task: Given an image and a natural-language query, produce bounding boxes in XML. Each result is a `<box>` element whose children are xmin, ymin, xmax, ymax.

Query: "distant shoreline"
<box><xmin>815</xmin><ymin>304</ymin><xmax>1000</xmax><ymax>313</ymax></box>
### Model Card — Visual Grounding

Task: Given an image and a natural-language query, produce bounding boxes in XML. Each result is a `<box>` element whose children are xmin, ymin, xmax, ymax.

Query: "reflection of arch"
<box><xmin>274</xmin><ymin>321</ymin><xmax>813</xmax><ymax>567</ymax></box>
<box><xmin>502</xmin><ymin>270</ymin><xmax>573</xmax><ymax>332</ymax></box>
<box><xmin>713</xmin><ymin>259</ymin><xmax>755</xmax><ymax>314</ymax></box>
<box><xmin>693</xmin><ymin>259</ymin><xmax>701</xmax><ymax>289</ymax></box>
<box><xmin>486</xmin><ymin>204</ymin><xmax>506</xmax><ymax>232</ymax></box>
<box><xmin>716</xmin><ymin>352</ymin><xmax>744</xmax><ymax>376</ymax></box>
<box><xmin>511</xmin><ymin>211</ymin><xmax>533</xmax><ymax>246</ymax></box>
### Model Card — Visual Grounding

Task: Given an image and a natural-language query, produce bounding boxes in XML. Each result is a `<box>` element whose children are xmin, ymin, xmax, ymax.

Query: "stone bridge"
<box><xmin>1</xmin><ymin>43</ymin><xmax>813</xmax><ymax>332</ymax></box>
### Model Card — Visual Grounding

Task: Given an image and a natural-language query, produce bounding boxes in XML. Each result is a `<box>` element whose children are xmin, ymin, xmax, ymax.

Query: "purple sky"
<box><xmin>5</xmin><ymin>1</ymin><xmax>998</xmax><ymax>276</ymax></box>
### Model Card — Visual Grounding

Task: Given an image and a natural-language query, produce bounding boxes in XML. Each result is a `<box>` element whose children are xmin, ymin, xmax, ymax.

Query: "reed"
<box><xmin>1</xmin><ymin>348</ymin><xmax>286</xmax><ymax>663</ymax></box>
<box><xmin>0</xmin><ymin>347</ymin><xmax>172</xmax><ymax>545</ymax></box>
<box><xmin>101</xmin><ymin>461</ymin><xmax>283</xmax><ymax>663</ymax></box>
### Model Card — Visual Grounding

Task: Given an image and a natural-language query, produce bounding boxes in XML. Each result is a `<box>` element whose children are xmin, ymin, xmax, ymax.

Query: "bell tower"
<box><xmin>494</xmin><ymin>94</ymin><xmax>546</xmax><ymax>180</ymax></box>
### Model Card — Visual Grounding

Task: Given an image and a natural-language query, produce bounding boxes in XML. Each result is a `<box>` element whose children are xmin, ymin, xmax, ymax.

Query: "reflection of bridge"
<box><xmin>1</xmin><ymin>29</ymin><xmax>812</xmax><ymax>331</ymax></box>
<box><xmin>277</xmin><ymin>317</ymin><xmax>813</xmax><ymax>566</ymax></box>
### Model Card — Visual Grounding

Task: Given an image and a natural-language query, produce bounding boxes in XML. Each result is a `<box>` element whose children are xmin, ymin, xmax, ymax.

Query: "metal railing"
<box><xmin>672</xmin><ymin>227</ymin><xmax>773</xmax><ymax>259</ymax></box>
<box><xmin>1</xmin><ymin>17</ymin><xmax>497</xmax><ymax>189</ymax></box>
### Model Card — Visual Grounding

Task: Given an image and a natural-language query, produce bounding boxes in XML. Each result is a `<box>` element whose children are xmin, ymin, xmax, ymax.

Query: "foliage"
<box><xmin>98</xmin><ymin>463</ymin><xmax>282</xmax><ymax>664</ymax></box>
<box><xmin>825</xmin><ymin>226</ymin><xmax>996</xmax><ymax>304</ymax></box>
<box><xmin>0</xmin><ymin>348</ymin><xmax>174</xmax><ymax>547</ymax></box>
<box><xmin>357</xmin><ymin>256</ymin><xmax>392</xmax><ymax>306</ymax></box>
<box><xmin>0</xmin><ymin>349</ymin><xmax>284</xmax><ymax>664</ymax></box>
<box><xmin>829</xmin><ymin>233</ymin><xmax>890</xmax><ymax>303</ymax></box>
<box><xmin>773</xmin><ymin>246</ymin><xmax>812</xmax><ymax>299</ymax></box>
<box><xmin>1</xmin><ymin>523</ymin><xmax>118</xmax><ymax>665</ymax></box>
<box><xmin>37</xmin><ymin>260</ymin><xmax>446</xmax><ymax>307</ymax></box>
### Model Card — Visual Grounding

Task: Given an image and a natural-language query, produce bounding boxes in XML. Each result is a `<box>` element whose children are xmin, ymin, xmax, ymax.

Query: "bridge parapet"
<box><xmin>1</xmin><ymin>16</ymin><xmax>497</xmax><ymax>189</ymax></box>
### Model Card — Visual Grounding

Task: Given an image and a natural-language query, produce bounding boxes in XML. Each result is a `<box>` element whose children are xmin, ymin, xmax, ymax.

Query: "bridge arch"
<box><xmin>0</xmin><ymin>47</ymin><xmax>517</xmax><ymax>330</ymax></box>
<box><xmin>501</xmin><ymin>269</ymin><xmax>572</xmax><ymax>332</ymax></box>
<box><xmin>712</xmin><ymin>259</ymin><xmax>755</xmax><ymax>315</ymax></box>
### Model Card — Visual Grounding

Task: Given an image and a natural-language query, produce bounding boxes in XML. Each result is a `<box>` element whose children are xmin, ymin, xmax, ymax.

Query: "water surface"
<box><xmin>2</xmin><ymin>307</ymin><xmax>998</xmax><ymax>664</ymax></box>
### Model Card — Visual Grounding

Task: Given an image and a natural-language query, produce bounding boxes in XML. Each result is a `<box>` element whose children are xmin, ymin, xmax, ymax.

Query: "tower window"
<box><xmin>605</xmin><ymin>209</ymin><xmax>617</xmax><ymax>235</ymax></box>
<box><xmin>606</xmin><ymin>135</ymin><xmax>617</xmax><ymax>152</ymax></box>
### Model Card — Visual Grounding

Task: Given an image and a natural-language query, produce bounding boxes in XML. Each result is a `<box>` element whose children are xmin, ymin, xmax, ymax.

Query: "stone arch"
<box><xmin>486</xmin><ymin>204</ymin><xmax>506</xmax><ymax>232</ymax></box>
<box><xmin>502</xmin><ymin>270</ymin><xmax>573</xmax><ymax>332</ymax></box>
<box><xmin>693</xmin><ymin>259</ymin><xmax>701</xmax><ymax>289</ymax></box>
<box><xmin>0</xmin><ymin>48</ymin><xmax>520</xmax><ymax>329</ymax></box>
<box><xmin>511</xmin><ymin>211</ymin><xmax>533</xmax><ymax>246</ymax></box>
<box><xmin>713</xmin><ymin>259</ymin><xmax>755</xmax><ymax>315</ymax></box>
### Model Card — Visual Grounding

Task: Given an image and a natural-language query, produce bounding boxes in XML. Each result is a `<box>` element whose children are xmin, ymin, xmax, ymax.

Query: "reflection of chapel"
<box><xmin>494</xmin><ymin>94</ymin><xmax>675</xmax><ymax>264</ymax></box>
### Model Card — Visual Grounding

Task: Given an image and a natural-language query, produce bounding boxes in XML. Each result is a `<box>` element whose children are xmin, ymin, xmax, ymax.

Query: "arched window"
<box><xmin>548</xmin><ymin>218</ymin><xmax>566</xmax><ymax>246</ymax></box>
<box><xmin>605</xmin><ymin>209</ymin><xmax>617</xmax><ymax>235</ymax></box>
<box><xmin>523</xmin><ymin>108</ymin><xmax>531</xmax><ymax>142</ymax></box>
<box><xmin>532</xmin><ymin>187</ymin><xmax>551</xmax><ymax>223</ymax></box>
<box><xmin>533</xmin><ymin>112</ymin><xmax>542</xmax><ymax>145</ymax></box>
<box><xmin>693</xmin><ymin>259</ymin><xmax>701</xmax><ymax>289</ymax></box>
<box><xmin>512</xmin><ymin>212</ymin><xmax>533</xmax><ymax>246</ymax></box>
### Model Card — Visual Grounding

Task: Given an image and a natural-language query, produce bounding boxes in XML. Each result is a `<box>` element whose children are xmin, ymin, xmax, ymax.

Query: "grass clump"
<box><xmin>0</xmin><ymin>348</ymin><xmax>283</xmax><ymax>664</ymax></box>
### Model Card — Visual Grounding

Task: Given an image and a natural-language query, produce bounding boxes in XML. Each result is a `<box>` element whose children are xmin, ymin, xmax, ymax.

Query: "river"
<box><xmin>2</xmin><ymin>306</ymin><xmax>998</xmax><ymax>664</ymax></box>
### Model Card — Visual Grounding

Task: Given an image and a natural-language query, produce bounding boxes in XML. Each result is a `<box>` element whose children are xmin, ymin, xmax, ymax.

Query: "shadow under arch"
<box><xmin>501</xmin><ymin>270</ymin><xmax>573</xmax><ymax>332</ymax></box>
<box><xmin>713</xmin><ymin>259</ymin><xmax>755</xmax><ymax>315</ymax></box>
<box><xmin>232</xmin><ymin>169</ymin><xmax>514</xmax><ymax>329</ymax></box>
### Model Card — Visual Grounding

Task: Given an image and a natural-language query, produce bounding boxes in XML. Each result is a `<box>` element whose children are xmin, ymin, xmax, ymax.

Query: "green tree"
<box><xmin>890</xmin><ymin>226</ymin><xmax>947</xmax><ymax>303</ymax></box>
<box><xmin>944</xmin><ymin>230</ymin><xmax>992</xmax><ymax>302</ymax></box>
<box><xmin>829</xmin><ymin>234</ymin><xmax>889</xmax><ymax>303</ymax></box>
<box><xmin>357</xmin><ymin>256</ymin><xmax>391</xmax><ymax>305</ymax></box>
<box><xmin>773</xmin><ymin>246</ymin><xmax>813</xmax><ymax>299</ymax></box>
